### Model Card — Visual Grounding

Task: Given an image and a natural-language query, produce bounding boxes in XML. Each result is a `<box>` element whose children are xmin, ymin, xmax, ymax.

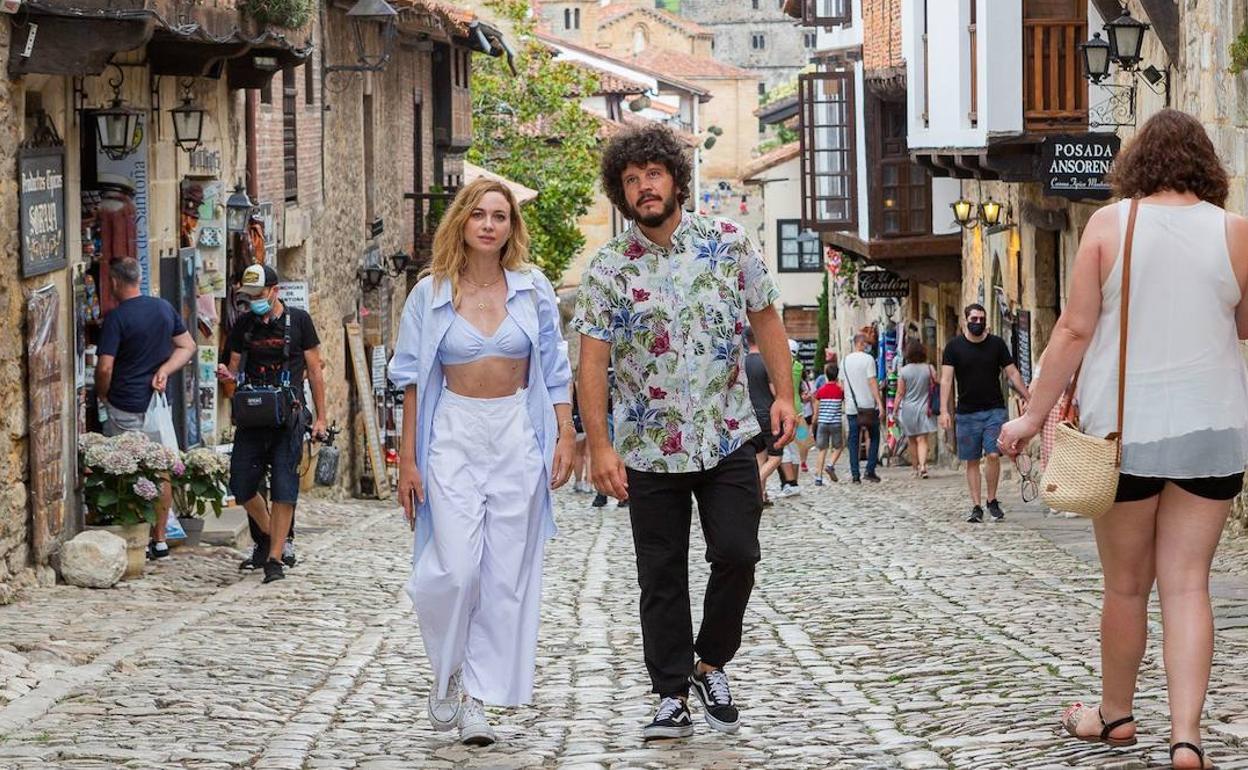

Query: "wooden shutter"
<box><xmin>799</xmin><ymin>69</ymin><xmax>857</xmax><ymax>232</ymax></box>
<box><xmin>282</xmin><ymin>66</ymin><xmax>298</xmax><ymax>202</ymax></box>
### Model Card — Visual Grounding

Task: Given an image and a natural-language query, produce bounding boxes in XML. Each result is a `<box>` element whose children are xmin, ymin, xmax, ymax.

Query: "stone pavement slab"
<box><xmin>0</xmin><ymin>471</ymin><xmax>1244</xmax><ymax>768</ymax></box>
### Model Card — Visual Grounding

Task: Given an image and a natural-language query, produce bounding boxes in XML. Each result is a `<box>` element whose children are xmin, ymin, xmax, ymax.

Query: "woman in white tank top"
<box><xmin>999</xmin><ymin>109</ymin><xmax>1248</xmax><ymax>770</ymax></box>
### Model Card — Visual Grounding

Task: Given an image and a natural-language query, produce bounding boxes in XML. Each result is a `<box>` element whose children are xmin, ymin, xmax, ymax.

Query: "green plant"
<box><xmin>245</xmin><ymin>0</ymin><xmax>313</xmax><ymax>30</ymax></box>
<box><xmin>1232</xmin><ymin>25</ymin><xmax>1248</xmax><ymax>74</ymax></box>
<box><xmin>815</xmin><ymin>271</ymin><xmax>830</xmax><ymax>372</ymax></box>
<box><xmin>469</xmin><ymin>0</ymin><xmax>603</xmax><ymax>283</ymax></box>
<box><xmin>79</xmin><ymin>432</ymin><xmax>177</xmax><ymax>526</ymax></box>
<box><xmin>171</xmin><ymin>447</ymin><xmax>230</xmax><ymax>519</ymax></box>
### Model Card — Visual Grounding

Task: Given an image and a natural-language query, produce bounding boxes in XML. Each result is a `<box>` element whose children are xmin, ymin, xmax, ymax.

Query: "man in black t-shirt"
<box><xmin>744</xmin><ymin>327</ymin><xmax>783</xmax><ymax>504</ymax></box>
<box><xmin>940</xmin><ymin>303</ymin><xmax>1030</xmax><ymax>524</ymax></box>
<box><xmin>217</xmin><ymin>264</ymin><xmax>328</xmax><ymax>583</ymax></box>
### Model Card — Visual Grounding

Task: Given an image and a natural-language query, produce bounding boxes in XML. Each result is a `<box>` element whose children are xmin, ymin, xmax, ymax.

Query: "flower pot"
<box><xmin>179</xmin><ymin>517</ymin><xmax>205</xmax><ymax>548</ymax></box>
<box><xmin>96</xmin><ymin>522</ymin><xmax>149</xmax><ymax>579</ymax></box>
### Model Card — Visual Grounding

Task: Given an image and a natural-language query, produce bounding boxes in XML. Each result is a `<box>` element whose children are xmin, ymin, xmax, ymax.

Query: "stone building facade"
<box><xmin>679</xmin><ymin>0</ymin><xmax>814</xmax><ymax>92</ymax></box>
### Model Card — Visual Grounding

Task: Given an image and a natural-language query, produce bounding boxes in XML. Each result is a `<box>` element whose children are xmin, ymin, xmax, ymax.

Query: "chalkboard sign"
<box><xmin>1015</xmin><ymin>310</ymin><xmax>1033</xmax><ymax>384</ymax></box>
<box><xmin>19</xmin><ymin>147</ymin><xmax>67</xmax><ymax>278</ymax></box>
<box><xmin>858</xmin><ymin>269</ymin><xmax>909</xmax><ymax>299</ymax></box>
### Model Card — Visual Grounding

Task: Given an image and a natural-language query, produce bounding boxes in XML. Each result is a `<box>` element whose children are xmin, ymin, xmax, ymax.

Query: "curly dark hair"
<box><xmin>600</xmin><ymin>124</ymin><xmax>693</xmax><ymax>215</ymax></box>
<box><xmin>1110</xmin><ymin>109</ymin><xmax>1229</xmax><ymax>207</ymax></box>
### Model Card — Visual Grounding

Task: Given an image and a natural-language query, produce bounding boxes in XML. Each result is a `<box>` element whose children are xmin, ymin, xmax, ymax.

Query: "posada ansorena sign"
<box><xmin>1041</xmin><ymin>134</ymin><xmax>1120</xmax><ymax>201</ymax></box>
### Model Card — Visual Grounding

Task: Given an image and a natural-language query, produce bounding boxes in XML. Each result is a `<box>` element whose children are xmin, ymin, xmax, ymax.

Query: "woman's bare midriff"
<box><xmin>444</xmin><ymin>357</ymin><xmax>529</xmax><ymax>398</ymax></box>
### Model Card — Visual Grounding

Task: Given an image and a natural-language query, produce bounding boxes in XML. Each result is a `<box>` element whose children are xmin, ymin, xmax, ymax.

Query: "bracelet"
<box><xmin>559</xmin><ymin>419</ymin><xmax>576</xmax><ymax>431</ymax></box>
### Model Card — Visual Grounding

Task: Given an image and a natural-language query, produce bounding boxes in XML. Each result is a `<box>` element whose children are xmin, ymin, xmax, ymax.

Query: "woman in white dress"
<box><xmin>999</xmin><ymin>109</ymin><xmax>1248</xmax><ymax>770</ymax></box>
<box><xmin>390</xmin><ymin>179</ymin><xmax>575</xmax><ymax>746</ymax></box>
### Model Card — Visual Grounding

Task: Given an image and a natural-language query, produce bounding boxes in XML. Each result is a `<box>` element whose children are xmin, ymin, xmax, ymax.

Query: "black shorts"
<box><xmin>750</xmin><ymin>411</ymin><xmax>783</xmax><ymax>457</ymax></box>
<box><xmin>1115</xmin><ymin>473</ymin><xmax>1245</xmax><ymax>503</ymax></box>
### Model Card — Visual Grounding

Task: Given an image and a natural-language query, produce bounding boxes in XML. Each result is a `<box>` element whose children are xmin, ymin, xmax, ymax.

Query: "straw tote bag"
<box><xmin>1040</xmin><ymin>199</ymin><xmax>1138</xmax><ymax>519</ymax></box>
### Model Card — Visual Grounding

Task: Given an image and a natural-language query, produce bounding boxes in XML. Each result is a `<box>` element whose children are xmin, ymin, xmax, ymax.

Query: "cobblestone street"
<box><xmin>1</xmin><ymin>469</ymin><xmax>1247</xmax><ymax>769</ymax></box>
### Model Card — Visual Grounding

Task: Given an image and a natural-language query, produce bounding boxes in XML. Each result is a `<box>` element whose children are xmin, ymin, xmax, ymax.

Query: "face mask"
<box><xmin>249</xmin><ymin>297</ymin><xmax>272</xmax><ymax>316</ymax></box>
<box><xmin>967</xmin><ymin>321</ymin><xmax>987</xmax><ymax>336</ymax></box>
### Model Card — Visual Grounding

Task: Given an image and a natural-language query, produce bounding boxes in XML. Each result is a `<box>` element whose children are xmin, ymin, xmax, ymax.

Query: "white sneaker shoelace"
<box><xmin>654</xmin><ymin>696</ymin><xmax>685</xmax><ymax>722</ymax></box>
<box><xmin>704</xmin><ymin>670</ymin><xmax>732</xmax><ymax>705</ymax></box>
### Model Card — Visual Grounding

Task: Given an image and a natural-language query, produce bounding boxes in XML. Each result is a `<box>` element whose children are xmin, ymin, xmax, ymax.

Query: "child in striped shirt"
<box><xmin>813</xmin><ymin>362</ymin><xmax>845</xmax><ymax>485</ymax></box>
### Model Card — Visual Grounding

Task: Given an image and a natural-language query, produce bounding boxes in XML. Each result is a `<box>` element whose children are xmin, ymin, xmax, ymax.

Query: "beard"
<box><xmin>630</xmin><ymin>192</ymin><xmax>679</xmax><ymax>227</ymax></box>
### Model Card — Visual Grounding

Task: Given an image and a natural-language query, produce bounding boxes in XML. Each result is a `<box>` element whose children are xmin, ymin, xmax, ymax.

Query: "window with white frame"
<box><xmin>777</xmin><ymin>219</ymin><xmax>823</xmax><ymax>272</ymax></box>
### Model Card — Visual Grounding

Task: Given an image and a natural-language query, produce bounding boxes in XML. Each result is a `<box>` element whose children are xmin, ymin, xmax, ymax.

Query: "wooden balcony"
<box><xmin>1023</xmin><ymin>18</ymin><xmax>1088</xmax><ymax>131</ymax></box>
<box><xmin>405</xmin><ymin>190</ymin><xmax>458</xmax><ymax>265</ymax></box>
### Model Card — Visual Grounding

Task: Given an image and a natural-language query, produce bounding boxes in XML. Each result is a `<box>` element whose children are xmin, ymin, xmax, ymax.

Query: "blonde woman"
<box><xmin>389</xmin><ymin>179</ymin><xmax>575</xmax><ymax>746</ymax></box>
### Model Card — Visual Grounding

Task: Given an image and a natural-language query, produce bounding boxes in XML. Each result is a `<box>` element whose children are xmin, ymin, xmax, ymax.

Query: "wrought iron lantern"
<box><xmin>979</xmin><ymin>197</ymin><xmax>1004</xmax><ymax>228</ymax></box>
<box><xmin>94</xmin><ymin>66</ymin><xmax>141</xmax><ymax>161</ymax></box>
<box><xmin>951</xmin><ymin>198</ymin><xmax>976</xmax><ymax>229</ymax></box>
<box><xmin>1080</xmin><ymin>32</ymin><xmax>1112</xmax><ymax>84</ymax></box>
<box><xmin>170</xmin><ymin>79</ymin><xmax>206</xmax><ymax>153</ymax></box>
<box><xmin>1105</xmin><ymin>6</ymin><xmax>1149</xmax><ymax>70</ymax></box>
<box><xmin>226</xmin><ymin>183</ymin><xmax>254</xmax><ymax>234</ymax></box>
<box><xmin>327</xmin><ymin>0</ymin><xmax>399</xmax><ymax>73</ymax></box>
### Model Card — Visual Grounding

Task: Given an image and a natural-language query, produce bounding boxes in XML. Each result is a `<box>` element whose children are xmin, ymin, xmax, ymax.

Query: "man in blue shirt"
<box><xmin>95</xmin><ymin>258</ymin><xmax>196</xmax><ymax>558</ymax></box>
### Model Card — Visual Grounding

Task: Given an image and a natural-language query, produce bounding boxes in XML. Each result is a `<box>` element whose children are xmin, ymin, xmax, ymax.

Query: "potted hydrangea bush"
<box><xmin>171</xmin><ymin>447</ymin><xmax>231</xmax><ymax>547</ymax></box>
<box><xmin>79</xmin><ymin>432</ymin><xmax>179</xmax><ymax>578</ymax></box>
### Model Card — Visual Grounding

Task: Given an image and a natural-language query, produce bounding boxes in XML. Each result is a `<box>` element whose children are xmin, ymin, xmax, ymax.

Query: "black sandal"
<box><xmin>1060</xmin><ymin>703</ymin><xmax>1137</xmax><ymax>747</ymax></box>
<box><xmin>1170</xmin><ymin>742</ymin><xmax>1216</xmax><ymax>769</ymax></box>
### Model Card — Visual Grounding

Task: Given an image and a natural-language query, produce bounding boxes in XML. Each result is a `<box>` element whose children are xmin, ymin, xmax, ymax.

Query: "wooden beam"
<box><xmin>1138</xmin><ymin>0</ymin><xmax>1180</xmax><ymax>67</ymax></box>
<box><xmin>1089</xmin><ymin>0</ymin><xmax>1122</xmax><ymax>27</ymax></box>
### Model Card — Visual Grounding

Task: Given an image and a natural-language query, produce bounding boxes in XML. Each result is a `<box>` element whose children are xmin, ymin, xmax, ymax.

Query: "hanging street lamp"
<box><xmin>94</xmin><ymin>65</ymin><xmax>141</xmax><ymax>161</ymax></box>
<box><xmin>979</xmin><ymin>197</ymin><xmax>1004</xmax><ymax>228</ymax></box>
<box><xmin>1105</xmin><ymin>6</ymin><xmax>1149</xmax><ymax>70</ymax></box>
<box><xmin>327</xmin><ymin>0</ymin><xmax>399</xmax><ymax>73</ymax></box>
<box><xmin>226</xmin><ymin>183</ymin><xmax>254</xmax><ymax>234</ymax></box>
<box><xmin>950</xmin><ymin>198</ymin><xmax>976</xmax><ymax>229</ymax></box>
<box><xmin>170</xmin><ymin>79</ymin><xmax>206</xmax><ymax>153</ymax></box>
<box><xmin>1079</xmin><ymin>32</ymin><xmax>1112</xmax><ymax>84</ymax></box>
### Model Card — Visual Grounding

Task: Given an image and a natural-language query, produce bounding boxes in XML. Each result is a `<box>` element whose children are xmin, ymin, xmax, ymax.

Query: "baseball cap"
<box><xmin>240</xmin><ymin>263</ymin><xmax>279</xmax><ymax>295</ymax></box>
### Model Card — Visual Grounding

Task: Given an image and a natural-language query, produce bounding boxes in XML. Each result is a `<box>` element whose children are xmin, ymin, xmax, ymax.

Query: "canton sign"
<box><xmin>1041</xmin><ymin>133</ymin><xmax>1120</xmax><ymax>201</ymax></box>
<box><xmin>857</xmin><ymin>269</ymin><xmax>909</xmax><ymax>299</ymax></box>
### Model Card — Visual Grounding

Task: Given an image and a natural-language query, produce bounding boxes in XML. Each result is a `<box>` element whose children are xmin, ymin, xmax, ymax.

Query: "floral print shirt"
<box><xmin>571</xmin><ymin>211</ymin><xmax>780</xmax><ymax>473</ymax></box>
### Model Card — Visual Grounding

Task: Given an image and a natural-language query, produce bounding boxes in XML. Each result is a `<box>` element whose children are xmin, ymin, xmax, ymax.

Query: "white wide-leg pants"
<box><xmin>407</xmin><ymin>387</ymin><xmax>546</xmax><ymax>707</ymax></box>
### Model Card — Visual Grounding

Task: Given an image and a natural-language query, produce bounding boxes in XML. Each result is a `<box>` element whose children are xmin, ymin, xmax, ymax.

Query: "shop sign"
<box><xmin>96</xmin><ymin>113</ymin><xmax>151</xmax><ymax>294</ymax></box>
<box><xmin>857</xmin><ymin>269</ymin><xmax>909</xmax><ymax>299</ymax></box>
<box><xmin>27</xmin><ymin>285</ymin><xmax>65</xmax><ymax>558</ymax></box>
<box><xmin>1041</xmin><ymin>133</ymin><xmax>1119</xmax><ymax>201</ymax></box>
<box><xmin>1015</xmin><ymin>310</ymin><xmax>1033</xmax><ymax>384</ymax></box>
<box><xmin>187</xmin><ymin>148</ymin><xmax>221</xmax><ymax>176</ymax></box>
<box><xmin>19</xmin><ymin>147</ymin><xmax>67</xmax><ymax>278</ymax></box>
<box><xmin>278</xmin><ymin>280</ymin><xmax>308</xmax><ymax>310</ymax></box>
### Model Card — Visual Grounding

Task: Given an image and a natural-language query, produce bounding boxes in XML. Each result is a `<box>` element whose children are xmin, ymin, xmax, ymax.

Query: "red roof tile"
<box><xmin>742</xmin><ymin>142</ymin><xmax>801</xmax><ymax>181</ymax></box>
<box><xmin>621</xmin><ymin>47</ymin><xmax>756</xmax><ymax>80</ymax></box>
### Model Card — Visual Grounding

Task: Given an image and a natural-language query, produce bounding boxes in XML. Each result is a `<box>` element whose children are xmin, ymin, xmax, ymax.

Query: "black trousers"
<box><xmin>626</xmin><ymin>443</ymin><xmax>763</xmax><ymax>697</ymax></box>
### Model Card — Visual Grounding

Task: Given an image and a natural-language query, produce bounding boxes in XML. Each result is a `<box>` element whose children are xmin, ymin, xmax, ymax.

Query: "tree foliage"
<box><xmin>469</xmin><ymin>0</ymin><xmax>602</xmax><ymax>283</ymax></box>
<box><xmin>815</xmin><ymin>270</ymin><xmax>829</xmax><ymax>373</ymax></box>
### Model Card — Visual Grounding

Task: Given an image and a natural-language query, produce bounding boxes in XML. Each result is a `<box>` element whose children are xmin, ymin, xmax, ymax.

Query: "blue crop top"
<box><xmin>438</xmin><ymin>312</ymin><xmax>532</xmax><ymax>366</ymax></box>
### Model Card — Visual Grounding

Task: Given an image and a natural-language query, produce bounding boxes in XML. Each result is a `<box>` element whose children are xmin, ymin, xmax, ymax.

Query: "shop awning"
<box><xmin>8</xmin><ymin>0</ymin><xmax>311</xmax><ymax>78</ymax></box>
<box><xmin>464</xmin><ymin>162</ymin><xmax>538</xmax><ymax>205</ymax></box>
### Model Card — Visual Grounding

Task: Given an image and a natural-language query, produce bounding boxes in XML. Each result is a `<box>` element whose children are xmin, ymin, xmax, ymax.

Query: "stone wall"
<box><xmin>0</xmin><ymin>19</ymin><xmax>34</xmax><ymax>603</ymax></box>
<box><xmin>680</xmin><ymin>0</ymin><xmax>809</xmax><ymax>91</ymax></box>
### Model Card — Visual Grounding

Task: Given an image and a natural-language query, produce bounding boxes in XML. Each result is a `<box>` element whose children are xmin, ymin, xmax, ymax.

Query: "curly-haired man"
<box><xmin>572</xmin><ymin>124</ymin><xmax>796</xmax><ymax>740</ymax></box>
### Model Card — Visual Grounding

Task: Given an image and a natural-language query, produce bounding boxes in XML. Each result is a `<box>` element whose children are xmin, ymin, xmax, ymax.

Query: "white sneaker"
<box><xmin>427</xmin><ymin>670</ymin><xmax>463</xmax><ymax>732</ymax></box>
<box><xmin>779</xmin><ymin>485</ymin><xmax>802</xmax><ymax>498</ymax></box>
<box><xmin>458</xmin><ymin>696</ymin><xmax>496</xmax><ymax>746</ymax></box>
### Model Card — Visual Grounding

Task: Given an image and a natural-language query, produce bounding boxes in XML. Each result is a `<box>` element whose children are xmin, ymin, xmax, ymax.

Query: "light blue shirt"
<box><xmin>388</xmin><ymin>268</ymin><xmax>572</xmax><ymax>558</ymax></box>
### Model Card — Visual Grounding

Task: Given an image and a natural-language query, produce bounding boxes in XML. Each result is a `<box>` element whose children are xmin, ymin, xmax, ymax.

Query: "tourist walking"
<box><xmin>390</xmin><ymin>179</ymin><xmax>574</xmax><ymax>746</ymax></box>
<box><xmin>95</xmin><ymin>257</ymin><xmax>196</xmax><ymax>560</ymax></box>
<box><xmin>812</xmin><ymin>361</ymin><xmax>845</xmax><ymax>485</ymax></box>
<box><xmin>573</xmin><ymin>124</ymin><xmax>795</xmax><ymax>741</ymax></box>
<box><xmin>745</xmin><ymin>327</ymin><xmax>785</xmax><ymax>505</ymax></box>
<box><xmin>939</xmin><ymin>305</ymin><xmax>1030</xmax><ymax>522</ymax></box>
<box><xmin>843</xmin><ymin>334</ymin><xmax>884</xmax><ymax>484</ymax></box>
<box><xmin>894</xmin><ymin>340</ymin><xmax>938</xmax><ymax>478</ymax></box>
<box><xmin>998</xmin><ymin>109</ymin><xmax>1248</xmax><ymax>770</ymax></box>
<box><xmin>218</xmin><ymin>263</ymin><xmax>328</xmax><ymax>583</ymax></box>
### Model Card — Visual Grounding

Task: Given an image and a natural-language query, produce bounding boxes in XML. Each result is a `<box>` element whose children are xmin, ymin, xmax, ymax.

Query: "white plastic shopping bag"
<box><xmin>143</xmin><ymin>392</ymin><xmax>179</xmax><ymax>450</ymax></box>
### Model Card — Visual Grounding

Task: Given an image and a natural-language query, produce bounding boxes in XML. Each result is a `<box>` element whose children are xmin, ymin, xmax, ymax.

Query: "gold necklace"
<box><xmin>461</xmin><ymin>272</ymin><xmax>503</xmax><ymax>289</ymax></box>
